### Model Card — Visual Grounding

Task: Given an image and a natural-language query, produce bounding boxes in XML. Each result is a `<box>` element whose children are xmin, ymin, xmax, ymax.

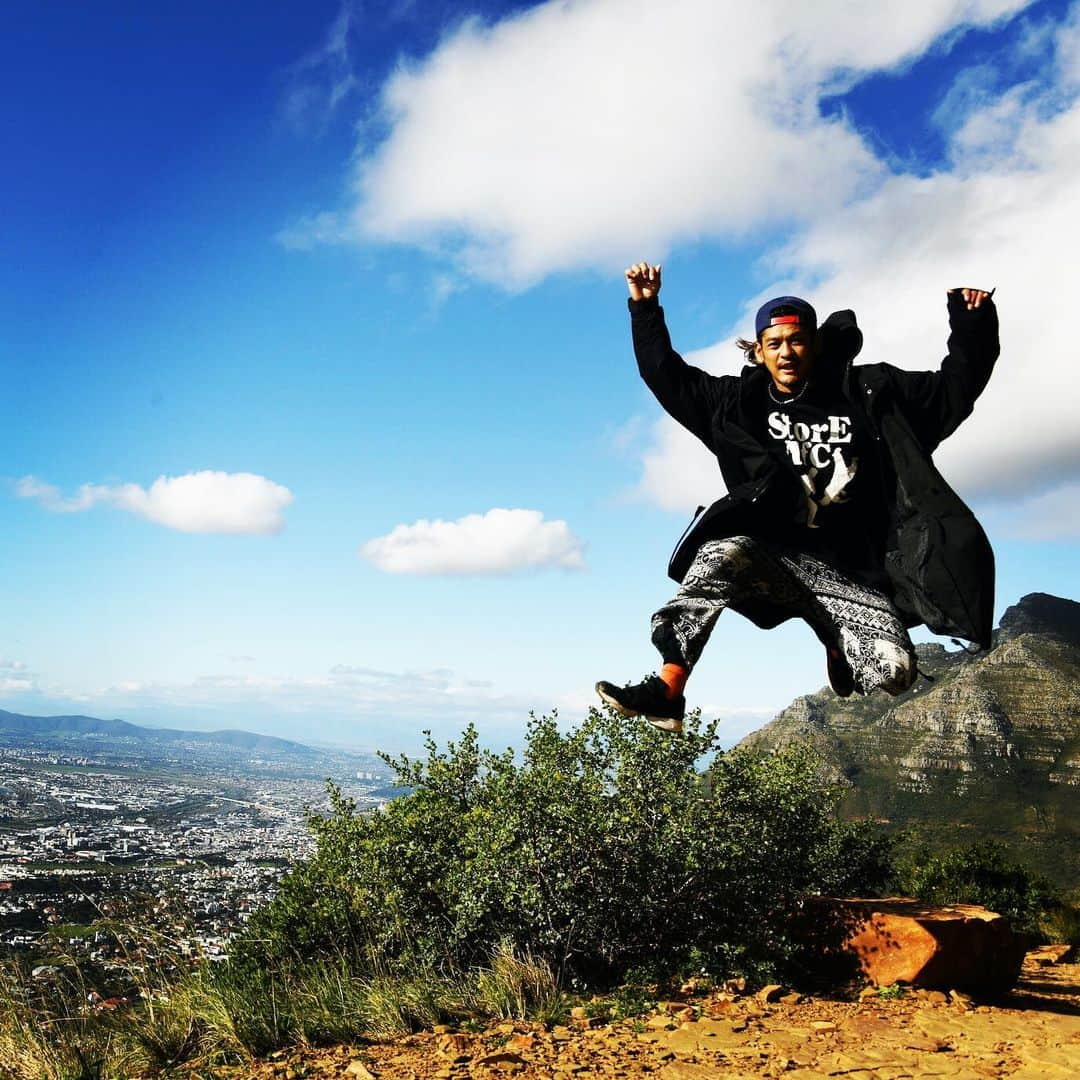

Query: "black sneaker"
<box><xmin>595</xmin><ymin>675</ymin><xmax>686</xmax><ymax>733</ymax></box>
<box><xmin>826</xmin><ymin>646</ymin><xmax>855</xmax><ymax>698</ymax></box>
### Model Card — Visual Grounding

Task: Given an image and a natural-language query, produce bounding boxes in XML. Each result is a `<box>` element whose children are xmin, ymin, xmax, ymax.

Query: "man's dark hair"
<box><xmin>735</xmin><ymin>336</ymin><xmax>759</xmax><ymax>364</ymax></box>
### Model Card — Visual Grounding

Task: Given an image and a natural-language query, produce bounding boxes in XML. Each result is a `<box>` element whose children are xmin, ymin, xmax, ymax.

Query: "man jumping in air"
<box><xmin>597</xmin><ymin>262</ymin><xmax>999</xmax><ymax>733</ymax></box>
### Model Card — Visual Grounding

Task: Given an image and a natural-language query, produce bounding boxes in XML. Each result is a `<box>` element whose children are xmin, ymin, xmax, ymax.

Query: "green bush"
<box><xmin>232</xmin><ymin>708</ymin><xmax>892</xmax><ymax>988</ymax></box>
<box><xmin>894</xmin><ymin>840</ymin><xmax>1056</xmax><ymax>934</ymax></box>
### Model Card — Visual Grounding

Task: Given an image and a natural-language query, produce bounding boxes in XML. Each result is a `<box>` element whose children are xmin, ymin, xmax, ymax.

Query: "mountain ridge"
<box><xmin>0</xmin><ymin>708</ymin><xmax>316</xmax><ymax>756</ymax></box>
<box><xmin>737</xmin><ymin>592</ymin><xmax>1080</xmax><ymax>886</ymax></box>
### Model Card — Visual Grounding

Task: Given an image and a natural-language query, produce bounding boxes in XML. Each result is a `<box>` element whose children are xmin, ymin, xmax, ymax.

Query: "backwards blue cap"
<box><xmin>755</xmin><ymin>296</ymin><xmax>817</xmax><ymax>339</ymax></box>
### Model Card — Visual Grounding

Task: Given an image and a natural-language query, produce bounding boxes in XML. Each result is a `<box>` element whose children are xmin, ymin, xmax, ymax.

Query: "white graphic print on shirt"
<box><xmin>767</xmin><ymin>410</ymin><xmax>858</xmax><ymax>528</ymax></box>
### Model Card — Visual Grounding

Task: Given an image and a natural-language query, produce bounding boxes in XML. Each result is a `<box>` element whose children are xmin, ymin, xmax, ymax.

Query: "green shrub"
<box><xmin>1039</xmin><ymin>899</ymin><xmax>1080</xmax><ymax>949</ymax></box>
<box><xmin>894</xmin><ymin>840</ymin><xmax>1056</xmax><ymax>934</ymax></box>
<box><xmin>232</xmin><ymin>707</ymin><xmax>892</xmax><ymax>989</ymax></box>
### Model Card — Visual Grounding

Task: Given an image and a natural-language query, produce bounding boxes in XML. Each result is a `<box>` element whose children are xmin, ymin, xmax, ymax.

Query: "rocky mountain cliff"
<box><xmin>738</xmin><ymin>593</ymin><xmax>1080</xmax><ymax>887</ymax></box>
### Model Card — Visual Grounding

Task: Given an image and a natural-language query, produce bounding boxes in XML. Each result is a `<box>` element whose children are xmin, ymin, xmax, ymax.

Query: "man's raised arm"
<box><xmin>627</xmin><ymin>261</ymin><xmax>726</xmax><ymax>450</ymax></box>
<box><xmin>893</xmin><ymin>287</ymin><xmax>1000</xmax><ymax>452</ymax></box>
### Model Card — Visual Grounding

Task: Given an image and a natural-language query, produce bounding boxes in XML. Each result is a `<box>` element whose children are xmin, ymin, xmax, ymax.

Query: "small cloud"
<box><xmin>275</xmin><ymin>210</ymin><xmax>352</xmax><ymax>251</ymax></box>
<box><xmin>16</xmin><ymin>471</ymin><xmax>294</xmax><ymax>535</ymax></box>
<box><xmin>360</xmin><ymin>507</ymin><xmax>585</xmax><ymax>575</ymax></box>
<box><xmin>0</xmin><ymin>659</ymin><xmax>36</xmax><ymax>695</ymax></box>
<box><xmin>280</xmin><ymin>1</ymin><xmax>360</xmax><ymax>136</ymax></box>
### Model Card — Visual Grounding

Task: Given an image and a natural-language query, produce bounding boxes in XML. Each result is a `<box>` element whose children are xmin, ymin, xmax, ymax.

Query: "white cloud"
<box><xmin>359</xmin><ymin>507</ymin><xmax>585</xmax><ymax>574</ymax></box>
<box><xmin>0</xmin><ymin>659</ymin><xmax>35</xmax><ymax>696</ymax></box>
<box><xmin>280</xmin><ymin>1</ymin><xmax>359</xmax><ymax>136</ymax></box>
<box><xmin>276</xmin><ymin>210</ymin><xmax>352</xmax><ymax>250</ymax></box>
<box><xmin>17</xmin><ymin>471</ymin><xmax>294</xmax><ymax>535</ymax></box>
<box><xmin>630</xmin><ymin>13</ymin><xmax>1080</xmax><ymax>529</ymax></box>
<box><xmin>66</xmin><ymin>663</ymin><xmax>545</xmax><ymax>748</ymax></box>
<box><xmin>289</xmin><ymin>0</ymin><xmax>1024</xmax><ymax>286</ymax></box>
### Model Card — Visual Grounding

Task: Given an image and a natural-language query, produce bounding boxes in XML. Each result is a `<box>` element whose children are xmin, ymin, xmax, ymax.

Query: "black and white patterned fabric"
<box><xmin>650</xmin><ymin>535</ymin><xmax>917</xmax><ymax>696</ymax></box>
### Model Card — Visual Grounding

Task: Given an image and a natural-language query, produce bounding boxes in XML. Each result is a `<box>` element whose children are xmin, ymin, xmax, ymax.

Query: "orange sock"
<box><xmin>659</xmin><ymin>663</ymin><xmax>689</xmax><ymax>699</ymax></box>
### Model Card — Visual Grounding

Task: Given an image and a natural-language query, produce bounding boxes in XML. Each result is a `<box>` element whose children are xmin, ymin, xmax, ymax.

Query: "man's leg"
<box><xmin>596</xmin><ymin>536</ymin><xmax>769</xmax><ymax>731</ymax></box>
<box><xmin>774</xmin><ymin>552</ymin><xmax>917</xmax><ymax>696</ymax></box>
<box><xmin>649</xmin><ymin>535</ymin><xmax>764</xmax><ymax>674</ymax></box>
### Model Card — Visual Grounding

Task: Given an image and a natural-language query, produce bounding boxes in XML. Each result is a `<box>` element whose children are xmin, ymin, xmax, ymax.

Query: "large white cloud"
<box><xmin>17</xmin><ymin>471</ymin><xmax>294</xmax><ymax>535</ymax></box>
<box><xmin>360</xmin><ymin>507</ymin><xmax>585</xmax><ymax>574</ymax></box>
<box><xmin>295</xmin><ymin>0</ymin><xmax>1024</xmax><ymax>286</ymax></box>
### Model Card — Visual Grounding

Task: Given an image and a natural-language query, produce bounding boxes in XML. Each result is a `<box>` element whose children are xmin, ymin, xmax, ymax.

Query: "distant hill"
<box><xmin>0</xmin><ymin>709</ymin><xmax>316</xmax><ymax>757</ymax></box>
<box><xmin>738</xmin><ymin>592</ymin><xmax>1080</xmax><ymax>888</ymax></box>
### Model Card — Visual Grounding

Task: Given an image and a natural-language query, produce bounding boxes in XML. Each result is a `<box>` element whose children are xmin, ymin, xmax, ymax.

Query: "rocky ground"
<box><xmin>210</xmin><ymin>950</ymin><xmax>1080</xmax><ymax>1080</ymax></box>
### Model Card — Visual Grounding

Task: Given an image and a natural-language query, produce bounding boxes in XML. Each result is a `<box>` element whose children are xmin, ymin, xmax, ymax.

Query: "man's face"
<box><xmin>755</xmin><ymin>324</ymin><xmax>816</xmax><ymax>392</ymax></box>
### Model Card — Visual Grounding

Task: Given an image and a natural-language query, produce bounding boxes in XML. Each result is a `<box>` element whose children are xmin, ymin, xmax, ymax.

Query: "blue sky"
<box><xmin>2</xmin><ymin>0</ymin><xmax>1077</xmax><ymax>751</ymax></box>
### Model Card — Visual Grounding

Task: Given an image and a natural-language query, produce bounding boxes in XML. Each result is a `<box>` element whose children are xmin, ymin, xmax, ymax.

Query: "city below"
<box><xmin>0</xmin><ymin>722</ymin><xmax>397</xmax><ymax>976</ymax></box>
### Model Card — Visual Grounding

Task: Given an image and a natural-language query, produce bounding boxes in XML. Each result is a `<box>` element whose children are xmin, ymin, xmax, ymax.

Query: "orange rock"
<box><xmin>477</xmin><ymin>1050</ymin><xmax>527</xmax><ymax>1073</ymax></box>
<box><xmin>436</xmin><ymin>1034</ymin><xmax>473</xmax><ymax>1058</ymax></box>
<box><xmin>705</xmin><ymin>999</ymin><xmax>735</xmax><ymax>1017</ymax></box>
<box><xmin>829</xmin><ymin>897</ymin><xmax>1026</xmax><ymax>993</ymax></box>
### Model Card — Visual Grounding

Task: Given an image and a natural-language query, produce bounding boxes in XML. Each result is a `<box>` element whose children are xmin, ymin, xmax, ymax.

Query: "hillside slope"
<box><xmin>738</xmin><ymin>593</ymin><xmax>1080</xmax><ymax>886</ymax></box>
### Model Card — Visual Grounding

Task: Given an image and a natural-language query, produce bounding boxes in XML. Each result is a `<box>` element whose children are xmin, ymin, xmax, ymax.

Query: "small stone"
<box><xmin>433</xmin><ymin>1024</ymin><xmax>453</xmax><ymax>1035</ymax></box>
<box><xmin>436</xmin><ymin>1034</ymin><xmax>472</xmax><ymax>1057</ymax></box>
<box><xmin>780</xmin><ymin>993</ymin><xmax>803</xmax><ymax>1006</ymax></box>
<box><xmin>551</xmin><ymin>1026</ymin><xmax>573</xmax><ymax>1042</ymax></box>
<box><xmin>478</xmin><ymin>1050</ymin><xmax>527</xmax><ymax>1073</ymax></box>
<box><xmin>949</xmin><ymin>989</ymin><xmax>974</xmax><ymax>1009</ymax></box>
<box><xmin>646</xmin><ymin>1014</ymin><xmax>674</xmax><ymax>1030</ymax></box>
<box><xmin>346</xmin><ymin>1063</ymin><xmax>377</xmax><ymax>1080</ymax></box>
<box><xmin>924</xmin><ymin>990</ymin><xmax>949</xmax><ymax>1004</ymax></box>
<box><xmin>570</xmin><ymin>1006</ymin><xmax>588</xmax><ymax>1020</ymax></box>
<box><xmin>811</xmin><ymin>1021</ymin><xmax>837</xmax><ymax>1034</ymax></box>
<box><xmin>858</xmin><ymin>986</ymin><xmax>878</xmax><ymax>1000</ymax></box>
<box><xmin>756</xmin><ymin>984</ymin><xmax>785</xmax><ymax>1004</ymax></box>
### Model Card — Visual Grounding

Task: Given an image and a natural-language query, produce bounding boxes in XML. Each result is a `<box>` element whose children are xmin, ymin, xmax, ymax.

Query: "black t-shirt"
<box><xmin>760</xmin><ymin>380</ymin><xmax>889</xmax><ymax>585</ymax></box>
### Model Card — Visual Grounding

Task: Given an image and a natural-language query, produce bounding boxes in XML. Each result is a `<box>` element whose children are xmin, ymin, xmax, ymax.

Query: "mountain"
<box><xmin>0</xmin><ymin>709</ymin><xmax>316</xmax><ymax>757</ymax></box>
<box><xmin>738</xmin><ymin>593</ymin><xmax>1080</xmax><ymax>887</ymax></box>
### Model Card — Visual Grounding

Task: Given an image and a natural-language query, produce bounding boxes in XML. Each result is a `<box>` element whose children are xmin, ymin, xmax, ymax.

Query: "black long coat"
<box><xmin>631</xmin><ymin>292</ymin><xmax>1000</xmax><ymax>649</ymax></box>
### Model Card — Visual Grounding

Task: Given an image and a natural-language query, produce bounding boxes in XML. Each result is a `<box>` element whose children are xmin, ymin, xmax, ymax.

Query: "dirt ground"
<box><xmin>217</xmin><ymin>951</ymin><xmax>1080</xmax><ymax>1080</ymax></box>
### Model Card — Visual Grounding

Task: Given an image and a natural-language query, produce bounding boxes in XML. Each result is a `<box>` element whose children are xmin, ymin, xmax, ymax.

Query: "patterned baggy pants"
<box><xmin>651</xmin><ymin>536</ymin><xmax>917</xmax><ymax>696</ymax></box>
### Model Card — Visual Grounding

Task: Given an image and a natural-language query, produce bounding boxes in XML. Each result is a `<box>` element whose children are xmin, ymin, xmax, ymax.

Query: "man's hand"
<box><xmin>626</xmin><ymin>261</ymin><xmax>662</xmax><ymax>301</ymax></box>
<box><xmin>951</xmin><ymin>287</ymin><xmax>994</xmax><ymax>310</ymax></box>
